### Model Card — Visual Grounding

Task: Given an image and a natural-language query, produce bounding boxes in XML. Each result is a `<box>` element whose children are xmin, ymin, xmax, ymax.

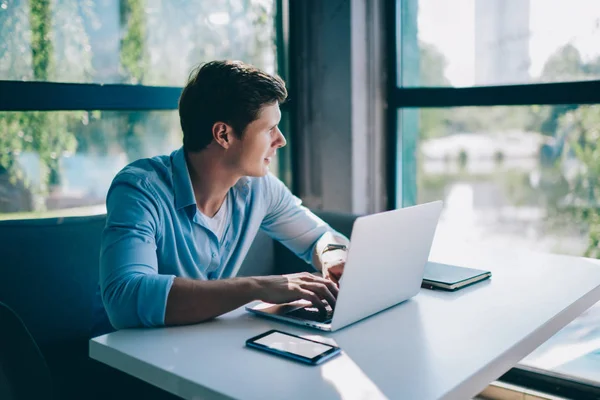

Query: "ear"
<box><xmin>212</xmin><ymin>122</ymin><xmax>233</xmax><ymax>149</ymax></box>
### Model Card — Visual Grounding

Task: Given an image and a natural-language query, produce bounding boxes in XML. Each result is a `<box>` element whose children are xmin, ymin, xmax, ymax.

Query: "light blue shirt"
<box><xmin>99</xmin><ymin>147</ymin><xmax>341</xmax><ymax>329</ymax></box>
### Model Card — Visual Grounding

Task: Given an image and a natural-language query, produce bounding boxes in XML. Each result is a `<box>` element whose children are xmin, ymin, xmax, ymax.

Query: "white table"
<box><xmin>90</xmin><ymin>248</ymin><xmax>600</xmax><ymax>400</ymax></box>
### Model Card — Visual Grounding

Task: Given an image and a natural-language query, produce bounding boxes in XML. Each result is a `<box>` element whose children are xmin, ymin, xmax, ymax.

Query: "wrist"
<box><xmin>319</xmin><ymin>246</ymin><xmax>348</xmax><ymax>264</ymax></box>
<box><xmin>245</xmin><ymin>276</ymin><xmax>270</xmax><ymax>302</ymax></box>
<box><xmin>321</xmin><ymin>249</ymin><xmax>347</xmax><ymax>264</ymax></box>
<box><xmin>321</xmin><ymin>243</ymin><xmax>347</xmax><ymax>256</ymax></box>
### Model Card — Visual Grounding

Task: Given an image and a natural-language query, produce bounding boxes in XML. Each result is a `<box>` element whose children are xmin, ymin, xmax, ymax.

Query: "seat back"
<box><xmin>0</xmin><ymin>215</ymin><xmax>106</xmax><ymax>347</ymax></box>
<box><xmin>0</xmin><ymin>302</ymin><xmax>53</xmax><ymax>400</ymax></box>
<box><xmin>0</xmin><ymin>215</ymin><xmax>105</xmax><ymax>399</ymax></box>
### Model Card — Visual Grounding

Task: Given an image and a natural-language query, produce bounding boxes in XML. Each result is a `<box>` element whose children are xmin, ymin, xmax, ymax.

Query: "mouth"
<box><xmin>264</xmin><ymin>154</ymin><xmax>275</xmax><ymax>164</ymax></box>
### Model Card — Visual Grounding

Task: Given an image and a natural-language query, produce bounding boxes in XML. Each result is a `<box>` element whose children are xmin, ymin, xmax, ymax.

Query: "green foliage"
<box><xmin>417</xmin><ymin>44</ymin><xmax>537</xmax><ymax>140</ymax></box>
<box><xmin>533</xmin><ymin>45</ymin><xmax>600</xmax><ymax>138</ymax></box>
<box><xmin>0</xmin><ymin>0</ymin><xmax>93</xmax><ymax>211</ymax></box>
<box><xmin>541</xmin><ymin>44</ymin><xmax>586</xmax><ymax>82</ymax></box>
<box><xmin>541</xmin><ymin>46</ymin><xmax>600</xmax><ymax>258</ymax></box>
<box><xmin>558</xmin><ymin>106</ymin><xmax>600</xmax><ymax>257</ymax></box>
<box><xmin>120</xmin><ymin>0</ymin><xmax>146</xmax><ymax>84</ymax></box>
<box><xmin>119</xmin><ymin>0</ymin><xmax>147</xmax><ymax>162</ymax></box>
<box><xmin>416</xmin><ymin>40</ymin><xmax>600</xmax><ymax>258</ymax></box>
<box><xmin>418</xmin><ymin>42</ymin><xmax>450</xmax><ymax>140</ymax></box>
<box><xmin>30</xmin><ymin>0</ymin><xmax>52</xmax><ymax>80</ymax></box>
<box><xmin>0</xmin><ymin>0</ymin><xmax>276</xmax><ymax>213</ymax></box>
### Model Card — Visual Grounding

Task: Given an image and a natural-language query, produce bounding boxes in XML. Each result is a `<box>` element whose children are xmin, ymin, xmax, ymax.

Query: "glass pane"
<box><xmin>0</xmin><ymin>0</ymin><xmax>276</xmax><ymax>85</ymax></box>
<box><xmin>400</xmin><ymin>104</ymin><xmax>600</xmax><ymax>384</ymax></box>
<box><xmin>0</xmin><ymin>109</ymin><xmax>285</xmax><ymax>220</ymax></box>
<box><xmin>0</xmin><ymin>110</ymin><xmax>181</xmax><ymax>219</ymax></box>
<box><xmin>398</xmin><ymin>0</ymin><xmax>600</xmax><ymax>87</ymax></box>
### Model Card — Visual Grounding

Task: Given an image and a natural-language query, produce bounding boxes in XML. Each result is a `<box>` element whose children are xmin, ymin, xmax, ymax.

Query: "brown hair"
<box><xmin>179</xmin><ymin>60</ymin><xmax>287</xmax><ymax>152</ymax></box>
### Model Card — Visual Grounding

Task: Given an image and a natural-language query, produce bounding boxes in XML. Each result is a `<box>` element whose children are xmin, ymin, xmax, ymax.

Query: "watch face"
<box><xmin>323</xmin><ymin>244</ymin><xmax>347</xmax><ymax>254</ymax></box>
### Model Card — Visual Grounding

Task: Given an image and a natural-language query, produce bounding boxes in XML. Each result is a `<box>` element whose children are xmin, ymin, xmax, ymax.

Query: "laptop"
<box><xmin>246</xmin><ymin>200</ymin><xmax>444</xmax><ymax>332</ymax></box>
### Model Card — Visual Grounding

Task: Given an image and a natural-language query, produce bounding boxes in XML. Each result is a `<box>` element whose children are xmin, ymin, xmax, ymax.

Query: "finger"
<box><xmin>297</xmin><ymin>289</ymin><xmax>327</xmax><ymax>313</ymax></box>
<box><xmin>328</xmin><ymin>274</ymin><xmax>340</xmax><ymax>287</ymax></box>
<box><xmin>304</xmin><ymin>274</ymin><xmax>339</xmax><ymax>298</ymax></box>
<box><xmin>301</xmin><ymin>282</ymin><xmax>336</xmax><ymax>309</ymax></box>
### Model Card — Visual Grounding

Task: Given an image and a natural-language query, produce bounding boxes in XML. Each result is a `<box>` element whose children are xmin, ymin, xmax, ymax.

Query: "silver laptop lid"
<box><xmin>330</xmin><ymin>201</ymin><xmax>443</xmax><ymax>331</ymax></box>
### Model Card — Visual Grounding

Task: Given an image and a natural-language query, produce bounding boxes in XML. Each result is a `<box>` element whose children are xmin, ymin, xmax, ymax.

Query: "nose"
<box><xmin>274</xmin><ymin>127</ymin><xmax>287</xmax><ymax>149</ymax></box>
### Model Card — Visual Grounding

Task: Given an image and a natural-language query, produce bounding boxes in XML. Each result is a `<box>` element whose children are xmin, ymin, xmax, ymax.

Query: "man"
<box><xmin>98</xmin><ymin>60</ymin><xmax>349</xmax><ymax>330</ymax></box>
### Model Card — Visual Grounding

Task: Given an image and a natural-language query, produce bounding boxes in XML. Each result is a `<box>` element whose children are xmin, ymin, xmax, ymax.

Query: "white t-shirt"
<box><xmin>205</xmin><ymin>194</ymin><xmax>229</xmax><ymax>241</ymax></box>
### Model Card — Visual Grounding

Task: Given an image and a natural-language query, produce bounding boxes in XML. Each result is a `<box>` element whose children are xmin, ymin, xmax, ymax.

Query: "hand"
<box><xmin>323</xmin><ymin>259</ymin><xmax>345</xmax><ymax>286</ymax></box>
<box><xmin>254</xmin><ymin>272</ymin><xmax>339</xmax><ymax>313</ymax></box>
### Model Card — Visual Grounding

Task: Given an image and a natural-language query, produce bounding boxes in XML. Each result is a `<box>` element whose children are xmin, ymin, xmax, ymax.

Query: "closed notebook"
<box><xmin>422</xmin><ymin>262</ymin><xmax>491</xmax><ymax>291</ymax></box>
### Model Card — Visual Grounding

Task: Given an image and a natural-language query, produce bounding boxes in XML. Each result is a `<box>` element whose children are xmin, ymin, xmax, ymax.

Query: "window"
<box><xmin>403</xmin><ymin>0</ymin><xmax>600</xmax><ymax>87</ymax></box>
<box><xmin>0</xmin><ymin>0</ymin><xmax>284</xmax><ymax>220</ymax></box>
<box><xmin>394</xmin><ymin>0</ymin><xmax>600</xmax><ymax>394</ymax></box>
<box><xmin>413</xmin><ymin>104</ymin><xmax>600</xmax><ymax>258</ymax></box>
<box><xmin>0</xmin><ymin>110</ymin><xmax>180</xmax><ymax>219</ymax></box>
<box><xmin>0</xmin><ymin>0</ymin><xmax>276</xmax><ymax>85</ymax></box>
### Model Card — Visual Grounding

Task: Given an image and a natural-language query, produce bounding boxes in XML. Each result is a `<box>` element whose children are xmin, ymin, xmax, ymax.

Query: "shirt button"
<box><xmin>212</xmin><ymin>252</ymin><xmax>216</xmax><ymax>258</ymax></box>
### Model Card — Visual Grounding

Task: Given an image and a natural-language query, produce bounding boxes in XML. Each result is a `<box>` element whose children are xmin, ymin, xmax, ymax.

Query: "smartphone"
<box><xmin>246</xmin><ymin>329</ymin><xmax>341</xmax><ymax>365</ymax></box>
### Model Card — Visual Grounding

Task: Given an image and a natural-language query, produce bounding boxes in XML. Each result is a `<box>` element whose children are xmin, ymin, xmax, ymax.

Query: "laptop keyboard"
<box><xmin>286</xmin><ymin>302</ymin><xmax>334</xmax><ymax>323</ymax></box>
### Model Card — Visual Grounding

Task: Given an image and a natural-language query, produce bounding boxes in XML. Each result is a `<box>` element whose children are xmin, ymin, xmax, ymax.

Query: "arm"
<box><xmin>312</xmin><ymin>231</ymin><xmax>350</xmax><ymax>273</ymax></box>
<box><xmin>167</xmin><ymin>174</ymin><xmax>348</xmax><ymax>319</ymax></box>
<box><xmin>165</xmin><ymin>273</ymin><xmax>339</xmax><ymax>325</ymax></box>
<box><xmin>100</xmin><ymin>174</ymin><xmax>175</xmax><ymax>329</ymax></box>
<box><xmin>260</xmin><ymin>174</ymin><xmax>350</xmax><ymax>272</ymax></box>
<box><xmin>101</xmin><ymin>174</ymin><xmax>338</xmax><ymax>328</ymax></box>
<box><xmin>165</xmin><ymin>277</ymin><xmax>258</xmax><ymax>325</ymax></box>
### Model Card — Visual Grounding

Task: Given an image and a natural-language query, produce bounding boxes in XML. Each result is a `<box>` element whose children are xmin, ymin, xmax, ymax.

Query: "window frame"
<box><xmin>388</xmin><ymin>0</ymin><xmax>600</xmax><ymax>396</ymax></box>
<box><xmin>0</xmin><ymin>1</ymin><xmax>291</xmax><ymax>214</ymax></box>
<box><xmin>0</xmin><ymin>81</ymin><xmax>181</xmax><ymax>111</ymax></box>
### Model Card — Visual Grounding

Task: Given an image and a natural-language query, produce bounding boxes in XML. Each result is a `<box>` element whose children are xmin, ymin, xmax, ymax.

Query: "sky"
<box><xmin>417</xmin><ymin>0</ymin><xmax>600</xmax><ymax>86</ymax></box>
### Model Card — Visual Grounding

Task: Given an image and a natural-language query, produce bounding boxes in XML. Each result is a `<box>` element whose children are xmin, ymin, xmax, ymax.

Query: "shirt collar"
<box><xmin>171</xmin><ymin>147</ymin><xmax>252</xmax><ymax>210</ymax></box>
<box><xmin>172</xmin><ymin>147</ymin><xmax>196</xmax><ymax>210</ymax></box>
<box><xmin>234</xmin><ymin>176</ymin><xmax>251</xmax><ymax>194</ymax></box>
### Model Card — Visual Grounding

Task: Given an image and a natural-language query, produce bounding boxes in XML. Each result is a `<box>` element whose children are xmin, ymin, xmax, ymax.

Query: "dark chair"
<box><xmin>0</xmin><ymin>215</ymin><xmax>106</xmax><ymax>399</ymax></box>
<box><xmin>0</xmin><ymin>301</ymin><xmax>53</xmax><ymax>400</ymax></box>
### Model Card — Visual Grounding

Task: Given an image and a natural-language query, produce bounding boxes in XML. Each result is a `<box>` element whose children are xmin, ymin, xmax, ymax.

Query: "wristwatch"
<box><xmin>321</xmin><ymin>243</ymin><xmax>348</xmax><ymax>255</ymax></box>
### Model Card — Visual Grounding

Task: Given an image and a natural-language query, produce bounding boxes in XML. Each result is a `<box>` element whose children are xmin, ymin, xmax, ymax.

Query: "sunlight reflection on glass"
<box><xmin>208</xmin><ymin>12</ymin><xmax>230</xmax><ymax>25</ymax></box>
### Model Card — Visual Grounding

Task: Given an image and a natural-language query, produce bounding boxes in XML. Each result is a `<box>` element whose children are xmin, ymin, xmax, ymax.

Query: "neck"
<box><xmin>185</xmin><ymin>147</ymin><xmax>240</xmax><ymax>217</ymax></box>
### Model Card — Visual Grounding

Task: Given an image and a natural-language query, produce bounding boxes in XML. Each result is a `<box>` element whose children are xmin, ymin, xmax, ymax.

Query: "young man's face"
<box><xmin>227</xmin><ymin>102</ymin><xmax>286</xmax><ymax>177</ymax></box>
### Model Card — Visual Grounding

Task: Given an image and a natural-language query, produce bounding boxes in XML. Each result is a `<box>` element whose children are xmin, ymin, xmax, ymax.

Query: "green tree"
<box><xmin>541</xmin><ymin>44</ymin><xmax>586</xmax><ymax>81</ymax></box>
<box><xmin>28</xmin><ymin>0</ymin><xmax>78</xmax><ymax>189</ymax></box>
<box><xmin>531</xmin><ymin>45</ymin><xmax>600</xmax><ymax>140</ymax></box>
<box><xmin>418</xmin><ymin>42</ymin><xmax>450</xmax><ymax>140</ymax></box>
<box><xmin>0</xmin><ymin>0</ymin><xmax>97</xmax><ymax>212</ymax></box>
<box><xmin>120</xmin><ymin>0</ymin><xmax>147</xmax><ymax>84</ymax></box>
<box><xmin>558</xmin><ymin>106</ymin><xmax>600</xmax><ymax>258</ymax></box>
<box><xmin>530</xmin><ymin>44</ymin><xmax>585</xmax><ymax>138</ymax></box>
<box><xmin>417</xmin><ymin>42</ymin><xmax>536</xmax><ymax>139</ymax></box>
<box><xmin>118</xmin><ymin>0</ymin><xmax>147</xmax><ymax>162</ymax></box>
<box><xmin>0</xmin><ymin>0</ymin><xmax>278</xmax><ymax>214</ymax></box>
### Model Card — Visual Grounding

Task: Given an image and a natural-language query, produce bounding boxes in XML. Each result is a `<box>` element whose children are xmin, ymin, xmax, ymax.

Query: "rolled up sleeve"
<box><xmin>260</xmin><ymin>173</ymin><xmax>348</xmax><ymax>266</ymax></box>
<box><xmin>100</xmin><ymin>173</ymin><xmax>175</xmax><ymax>329</ymax></box>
